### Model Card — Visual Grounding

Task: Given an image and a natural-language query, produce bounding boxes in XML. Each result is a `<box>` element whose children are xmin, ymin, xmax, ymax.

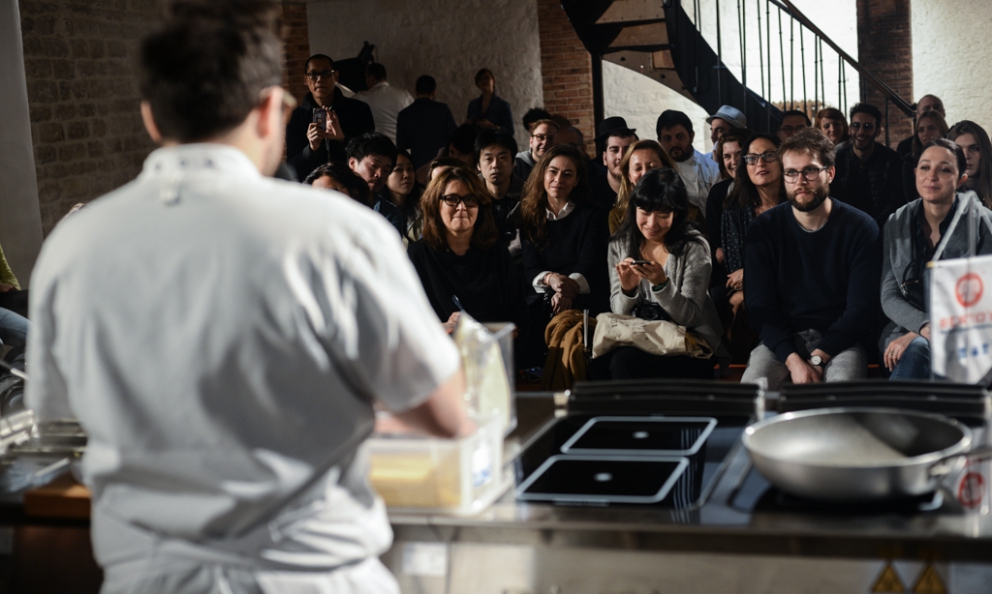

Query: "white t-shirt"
<box><xmin>355</xmin><ymin>81</ymin><xmax>414</xmax><ymax>143</ymax></box>
<box><xmin>26</xmin><ymin>144</ymin><xmax>459</xmax><ymax>590</ymax></box>
<box><xmin>674</xmin><ymin>148</ymin><xmax>722</xmax><ymax>215</ymax></box>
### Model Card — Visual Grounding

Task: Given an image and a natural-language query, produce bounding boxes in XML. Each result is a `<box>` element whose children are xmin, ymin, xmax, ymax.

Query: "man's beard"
<box><xmin>669</xmin><ymin>146</ymin><xmax>692</xmax><ymax>162</ymax></box>
<box><xmin>788</xmin><ymin>183</ymin><xmax>829</xmax><ymax>212</ymax></box>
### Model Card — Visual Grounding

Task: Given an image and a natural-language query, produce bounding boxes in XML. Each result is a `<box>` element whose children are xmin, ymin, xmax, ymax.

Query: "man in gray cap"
<box><xmin>705</xmin><ymin>105</ymin><xmax>747</xmax><ymax>162</ymax></box>
<box><xmin>591</xmin><ymin>116</ymin><xmax>638</xmax><ymax>210</ymax></box>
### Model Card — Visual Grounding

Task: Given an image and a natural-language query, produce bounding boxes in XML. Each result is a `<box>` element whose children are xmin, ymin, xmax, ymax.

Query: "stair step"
<box><xmin>607</xmin><ymin>22</ymin><xmax>670</xmax><ymax>49</ymax></box>
<box><xmin>595</xmin><ymin>0</ymin><xmax>666</xmax><ymax>25</ymax></box>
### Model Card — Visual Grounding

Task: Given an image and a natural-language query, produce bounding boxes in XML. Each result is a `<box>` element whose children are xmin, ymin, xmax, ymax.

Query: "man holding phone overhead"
<box><xmin>285</xmin><ymin>53</ymin><xmax>375</xmax><ymax>180</ymax></box>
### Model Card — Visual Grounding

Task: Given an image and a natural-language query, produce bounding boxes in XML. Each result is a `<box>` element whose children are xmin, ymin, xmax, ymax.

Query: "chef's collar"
<box><xmin>142</xmin><ymin>144</ymin><xmax>262</xmax><ymax>178</ymax></box>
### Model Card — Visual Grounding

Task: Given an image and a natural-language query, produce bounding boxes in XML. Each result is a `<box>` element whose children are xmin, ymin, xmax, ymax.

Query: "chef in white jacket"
<box><xmin>25</xmin><ymin>2</ymin><xmax>473</xmax><ymax>593</ymax></box>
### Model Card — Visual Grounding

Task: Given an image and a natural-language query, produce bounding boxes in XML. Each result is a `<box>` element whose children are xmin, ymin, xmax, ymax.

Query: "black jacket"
<box><xmin>832</xmin><ymin>142</ymin><xmax>905</xmax><ymax>228</ymax></box>
<box><xmin>396</xmin><ymin>98</ymin><xmax>458</xmax><ymax>170</ymax></box>
<box><xmin>285</xmin><ymin>89</ymin><xmax>375</xmax><ymax>181</ymax></box>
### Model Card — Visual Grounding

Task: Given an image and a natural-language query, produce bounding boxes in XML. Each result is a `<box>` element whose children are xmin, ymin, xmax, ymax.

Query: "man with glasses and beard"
<box><xmin>832</xmin><ymin>102</ymin><xmax>904</xmax><ymax>227</ymax></box>
<box><xmin>656</xmin><ymin>110</ymin><xmax>720</xmax><ymax>215</ymax></box>
<box><xmin>741</xmin><ymin>129</ymin><xmax>880</xmax><ymax>389</ymax></box>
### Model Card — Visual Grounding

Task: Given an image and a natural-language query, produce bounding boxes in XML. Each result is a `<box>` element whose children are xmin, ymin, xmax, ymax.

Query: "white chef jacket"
<box><xmin>26</xmin><ymin>144</ymin><xmax>459</xmax><ymax>593</ymax></box>
<box><xmin>674</xmin><ymin>148</ymin><xmax>722</xmax><ymax>215</ymax></box>
<box><xmin>355</xmin><ymin>81</ymin><xmax>414</xmax><ymax>143</ymax></box>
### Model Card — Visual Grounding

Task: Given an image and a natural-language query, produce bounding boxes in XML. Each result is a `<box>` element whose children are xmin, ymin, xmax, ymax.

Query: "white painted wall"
<box><xmin>306</xmin><ymin>0</ymin><xmax>542</xmax><ymax>143</ymax></box>
<box><xmin>912</xmin><ymin>0</ymin><xmax>992</xmax><ymax>130</ymax></box>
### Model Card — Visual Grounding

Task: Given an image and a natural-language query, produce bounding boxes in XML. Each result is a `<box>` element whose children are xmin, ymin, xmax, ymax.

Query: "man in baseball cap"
<box><xmin>706</xmin><ymin>105</ymin><xmax>747</xmax><ymax>161</ymax></box>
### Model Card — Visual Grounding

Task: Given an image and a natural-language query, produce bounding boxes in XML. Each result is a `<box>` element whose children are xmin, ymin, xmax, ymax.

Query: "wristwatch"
<box><xmin>809</xmin><ymin>355</ymin><xmax>825</xmax><ymax>367</ymax></box>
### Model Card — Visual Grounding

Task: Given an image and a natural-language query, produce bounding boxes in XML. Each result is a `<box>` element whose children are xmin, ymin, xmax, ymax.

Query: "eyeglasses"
<box><xmin>743</xmin><ymin>151</ymin><xmax>778</xmax><ymax>165</ymax></box>
<box><xmin>306</xmin><ymin>69</ymin><xmax>336</xmax><ymax>81</ymax></box>
<box><xmin>531</xmin><ymin>134</ymin><xmax>555</xmax><ymax>142</ymax></box>
<box><xmin>783</xmin><ymin>166</ymin><xmax>829</xmax><ymax>182</ymax></box>
<box><xmin>441</xmin><ymin>194</ymin><xmax>480</xmax><ymax>208</ymax></box>
<box><xmin>849</xmin><ymin>122</ymin><xmax>875</xmax><ymax>131</ymax></box>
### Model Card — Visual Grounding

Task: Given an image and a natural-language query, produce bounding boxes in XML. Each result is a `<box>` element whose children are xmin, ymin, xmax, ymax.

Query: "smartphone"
<box><xmin>312</xmin><ymin>108</ymin><xmax>327</xmax><ymax>129</ymax></box>
<box><xmin>630</xmin><ymin>260</ymin><xmax>652</xmax><ymax>265</ymax></box>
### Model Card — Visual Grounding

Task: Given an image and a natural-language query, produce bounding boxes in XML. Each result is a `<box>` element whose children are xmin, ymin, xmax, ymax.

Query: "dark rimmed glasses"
<box><xmin>441</xmin><ymin>194</ymin><xmax>480</xmax><ymax>208</ymax></box>
<box><xmin>783</xmin><ymin>166</ymin><xmax>829</xmax><ymax>182</ymax></box>
<box><xmin>743</xmin><ymin>150</ymin><xmax>777</xmax><ymax>165</ymax></box>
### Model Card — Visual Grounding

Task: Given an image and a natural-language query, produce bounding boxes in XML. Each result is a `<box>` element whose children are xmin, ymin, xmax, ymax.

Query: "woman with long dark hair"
<box><xmin>604</xmin><ymin>168</ymin><xmax>723</xmax><ymax>379</ymax></box>
<box><xmin>381</xmin><ymin>148</ymin><xmax>423</xmax><ymax>241</ymax></box>
<box><xmin>408</xmin><ymin>166</ymin><xmax>525</xmax><ymax>331</ymax></box>
<box><xmin>881</xmin><ymin>139</ymin><xmax>992</xmax><ymax>379</ymax></box>
<box><xmin>520</xmin><ymin>144</ymin><xmax>609</xmax><ymax>316</ymax></box>
<box><xmin>948</xmin><ymin>120</ymin><xmax>992</xmax><ymax>209</ymax></box>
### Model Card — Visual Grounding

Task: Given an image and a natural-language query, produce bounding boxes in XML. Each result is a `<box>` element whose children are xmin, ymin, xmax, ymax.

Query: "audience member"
<box><xmin>777</xmin><ymin>109</ymin><xmax>810</xmax><ymax>142</ymax></box>
<box><xmin>832</xmin><ymin>103</ymin><xmax>904</xmax><ymax>227</ymax></box>
<box><xmin>0</xmin><ymin>307</ymin><xmax>28</xmax><ymax>376</ymax></box>
<box><xmin>381</xmin><ymin>148</ymin><xmax>423</xmax><ymax>241</ymax></box>
<box><xmin>285</xmin><ymin>53</ymin><xmax>375</xmax><ymax>180</ymax></box>
<box><xmin>346</xmin><ymin>132</ymin><xmax>405</xmax><ymax>235</ymax></box>
<box><xmin>521</xmin><ymin>144</ymin><xmax>610</xmax><ymax>319</ymax></box>
<box><xmin>476</xmin><ymin>130</ymin><xmax>524</xmax><ymax>256</ymax></box>
<box><xmin>522</xmin><ymin>108</ymin><xmax>553</xmax><ymax>133</ymax></box>
<box><xmin>719</xmin><ymin>134</ymin><xmax>782</xmax><ymax>358</ymax></box>
<box><xmin>705</xmin><ymin>105</ymin><xmax>748</xmax><ymax>160</ymax></box>
<box><xmin>556</xmin><ymin>126</ymin><xmax>585</xmax><ymax>152</ymax></box>
<box><xmin>948</xmin><ymin>120</ymin><xmax>992</xmax><ymax>209</ymax></box>
<box><xmin>656</xmin><ymin>110</ymin><xmax>720</xmax><ymax>215</ymax></box>
<box><xmin>303</xmin><ymin>162</ymin><xmax>372</xmax><ymax>206</ymax></box>
<box><xmin>427</xmin><ymin>156</ymin><xmax>466</xmax><ymax>181</ymax></box>
<box><xmin>705</xmin><ymin>129</ymin><xmax>750</xmax><ymax>288</ymax></box>
<box><xmin>408</xmin><ymin>167</ymin><xmax>526</xmax><ymax>332</ymax></box>
<box><xmin>591</xmin><ymin>117</ymin><xmax>638</xmax><ymax>212</ymax></box>
<box><xmin>896</xmin><ymin>94</ymin><xmax>945</xmax><ymax>159</ymax></box>
<box><xmin>602</xmin><ymin>168</ymin><xmax>723</xmax><ymax>380</ymax></box>
<box><xmin>466</xmin><ymin>68</ymin><xmax>514</xmax><ymax>137</ymax></box>
<box><xmin>815</xmin><ymin>107</ymin><xmax>850</xmax><ymax>147</ymax></box>
<box><xmin>881</xmin><ymin>139</ymin><xmax>992</xmax><ymax>380</ymax></box>
<box><xmin>609</xmin><ymin>139</ymin><xmax>677</xmax><ymax>234</ymax></box>
<box><xmin>396</xmin><ymin>75</ymin><xmax>457</xmax><ymax>171</ymax></box>
<box><xmin>742</xmin><ymin>129</ymin><xmax>880</xmax><ymax>389</ymax></box>
<box><xmin>902</xmin><ymin>109</ymin><xmax>950</xmax><ymax>204</ymax></box>
<box><xmin>447</xmin><ymin>124</ymin><xmax>478</xmax><ymax>165</ymax></box>
<box><xmin>354</xmin><ymin>63</ymin><xmax>413</xmax><ymax>144</ymax></box>
<box><xmin>514</xmin><ymin>119</ymin><xmax>558</xmax><ymax>182</ymax></box>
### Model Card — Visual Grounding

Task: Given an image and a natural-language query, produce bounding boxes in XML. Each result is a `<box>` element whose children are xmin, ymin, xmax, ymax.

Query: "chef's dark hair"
<box><xmin>138</xmin><ymin>0</ymin><xmax>282</xmax><ymax>143</ymax></box>
<box><xmin>614</xmin><ymin>168</ymin><xmax>699</xmax><ymax>259</ymax></box>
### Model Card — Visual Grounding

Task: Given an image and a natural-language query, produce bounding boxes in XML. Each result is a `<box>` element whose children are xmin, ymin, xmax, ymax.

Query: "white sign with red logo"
<box><xmin>930</xmin><ymin>254</ymin><xmax>992</xmax><ymax>383</ymax></box>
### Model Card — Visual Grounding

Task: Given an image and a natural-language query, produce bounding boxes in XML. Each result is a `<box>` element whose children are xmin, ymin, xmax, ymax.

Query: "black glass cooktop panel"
<box><xmin>560</xmin><ymin>416</ymin><xmax>716</xmax><ymax>456</ymax></box>
<box><xmin>517</xmin><ymin>456</ymin><xmax>687</xmax><ymax>504</ymax></box>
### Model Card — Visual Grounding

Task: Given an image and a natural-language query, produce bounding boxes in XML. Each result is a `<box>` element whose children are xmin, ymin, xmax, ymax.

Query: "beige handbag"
<box><xmin>591</xmin><ymin>313</ymin><xmax>713</xmax><ymax>359</ymax></box>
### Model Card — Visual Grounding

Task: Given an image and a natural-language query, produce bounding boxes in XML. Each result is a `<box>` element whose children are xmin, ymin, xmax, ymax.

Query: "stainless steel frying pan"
<box><xmin>743</xmin><ymin>408</ymin><xmax>991</xmax><ymax>502</ymax></box>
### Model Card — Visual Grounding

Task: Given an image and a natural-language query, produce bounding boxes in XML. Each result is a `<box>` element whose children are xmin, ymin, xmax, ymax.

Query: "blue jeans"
<box><xmin>0</xmin><ymin>307</ymin><xmax>29</xmax><ymax>371</ymax></box>
<box><xmin>888</xmin><ymin>336</ymin><xmax>931</xmax><ymax>380</ymax></box>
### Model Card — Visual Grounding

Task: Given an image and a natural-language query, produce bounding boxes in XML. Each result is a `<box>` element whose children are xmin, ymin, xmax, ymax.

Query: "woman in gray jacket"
<box><xmin>881</xmin><ymin>139</ymin><xmax>992</xmax><ymax>379</ymax></box>
<box><xmin>604</xmin><ymin>168</ymin><xmax>724</xmax><ymax>379</ymax></box>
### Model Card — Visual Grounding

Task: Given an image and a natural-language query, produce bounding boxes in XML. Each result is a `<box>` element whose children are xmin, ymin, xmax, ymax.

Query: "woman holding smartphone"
<box><xmin>604</xmin><ymin>168</ymin><xmax>723</xmax><ymax>380</ymax></box>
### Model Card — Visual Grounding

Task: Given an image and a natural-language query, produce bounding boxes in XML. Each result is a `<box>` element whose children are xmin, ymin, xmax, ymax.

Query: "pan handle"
<box><xmin>929</xmin><ymin>445</ymin><xmax>992</xmax><ymax>478</ymax></box>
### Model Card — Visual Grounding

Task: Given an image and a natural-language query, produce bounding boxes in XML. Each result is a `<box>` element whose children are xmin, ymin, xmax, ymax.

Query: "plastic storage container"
<box><xmin>367</xmin><ymin>416</ymin><xmax>508</xmax><ymax>515</ymax></box>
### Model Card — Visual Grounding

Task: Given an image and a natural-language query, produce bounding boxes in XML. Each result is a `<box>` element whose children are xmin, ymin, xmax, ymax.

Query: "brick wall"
<box><xmin>21</xmin><ymin>0</ymin><xmax>163</xmax><ymax>235</ymax></box>
<box><xmin>20</xmin><ymin>0</ymin><xmax>310</xmax><ymax>235</ymax></box>
<box><xmin>856</xmin><ymin>0</ymin><xmax>914</xmax><ymax>147</ymax></box>
<box><xmin>280</xmin><ymin>1</ymin><xmax>309</xmax><ymax>105</ymax></box>
<box><xmin>536</xmin><ymin>0</ymin><xmax>595</xmax><ymax>151</ymax></box>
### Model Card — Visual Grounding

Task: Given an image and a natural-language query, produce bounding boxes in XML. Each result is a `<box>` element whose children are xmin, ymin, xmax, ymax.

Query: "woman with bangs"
<box><xmin>607</xmin><ymin>139</ymin><xmax>677</xmax><ymax>234</ymax></box>
<box><xmin>603</xmin><ymin>168</ymin><xmax>723</xmax><ymax>380</ymax></box>
<box><xmin>381</xmin><ymin>148</ymin><xmax>424</xmax><ymax>241</ymax></box>
<box><xmin>408</xmin><ymin>166</ymin><xmax>526</xmax><ymax>333</ymax></box>
<box><xmin>815</xmin><ymin>107</ymin><xmax>850</xmax><ymax>147</ymax></box>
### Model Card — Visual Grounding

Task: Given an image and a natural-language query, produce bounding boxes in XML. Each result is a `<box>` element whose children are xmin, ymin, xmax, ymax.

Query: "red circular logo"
<box><xmin>955</xmin><ymin>273</ymin><xmax>984</xmax><ymax>307</ymax></box>
<box><xmin>957</xmin><ymin>471</ymin><xmax>986</xmax><ymax>509</ymax></box>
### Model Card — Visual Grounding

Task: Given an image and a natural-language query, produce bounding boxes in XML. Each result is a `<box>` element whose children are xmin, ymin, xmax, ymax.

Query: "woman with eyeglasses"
<box><xmin>608</xmin><ymin>140</ymin><xmax>678</xmax><ymax>234</ymax></box>
<box><xmin>408</xmin><ymin>167</ymin><xmax>526</xmax><ymax>333</ymax></box>
<box><xmin>881</xmin><ymin>138</ymin><xmax>992</xmax><ymax>379</ymax></box>
<box><xmin>719</xmin><ymin>134</ymin><xmax>783</xmax><ymax>359</ymax></box>
<box><xmin>601</xmin><ymin>168</ymin><xmax>724</xmax><ymax>379</ymax></box>
<box><xmin>521</xmin><ymin>144</ymin><xmax>609</xmax><ymax>317</ymax></box>
<box><xmin>948</xmin><ymin>120</ymin><xmax>992</xmax><ymax>209</ymax></box>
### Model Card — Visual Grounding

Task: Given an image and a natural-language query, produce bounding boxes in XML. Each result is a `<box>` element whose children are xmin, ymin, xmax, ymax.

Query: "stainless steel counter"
<box><xmin>383</xmin><ymin>392</ymin><xmax>992</xmax><ymax>594</ymax></box>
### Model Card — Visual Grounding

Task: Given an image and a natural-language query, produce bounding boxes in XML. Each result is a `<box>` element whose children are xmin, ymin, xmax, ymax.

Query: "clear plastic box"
<box><xmin>367</xmin><ymin>416</ymin><xmax>508</xmax><ymax>515</ymax></box>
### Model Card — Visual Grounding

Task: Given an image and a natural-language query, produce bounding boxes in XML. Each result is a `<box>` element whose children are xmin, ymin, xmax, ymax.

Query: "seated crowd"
<box><xmin>280</xmin><ymin>54</ymin><xmax>992</xmax><ymax>386</ymax></box>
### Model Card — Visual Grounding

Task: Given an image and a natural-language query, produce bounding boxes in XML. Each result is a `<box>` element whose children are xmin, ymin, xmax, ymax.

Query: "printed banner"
<box><xmin>930</xmin><ymin>254</ymin><xmax>992</xmax><ymax>383</ymax></box>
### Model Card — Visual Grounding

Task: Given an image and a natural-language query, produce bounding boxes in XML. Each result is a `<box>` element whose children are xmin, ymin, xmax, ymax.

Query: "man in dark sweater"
<box><xmin>476</xmin><ymin>130</ymin><xmax>524</xmax><ymax>258</ymax></box>
<box><xmin>742</xmin><ymin>129</ymin><xmax>880</xmax><ymax>389</ymax></box>
<box><xmin>396</xmin><ymin>75</ymin><xmax>458</xmax><ymax>170</ymax></box>
<box><xmin>285</xmin><ymin>54</ymin><xmax>375</xmax><ymax>181</ymax></box>
<box><xmin>832</xmin><ymin>102</ymin><xmax>904</xmax><ymax>228</ymax></box>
